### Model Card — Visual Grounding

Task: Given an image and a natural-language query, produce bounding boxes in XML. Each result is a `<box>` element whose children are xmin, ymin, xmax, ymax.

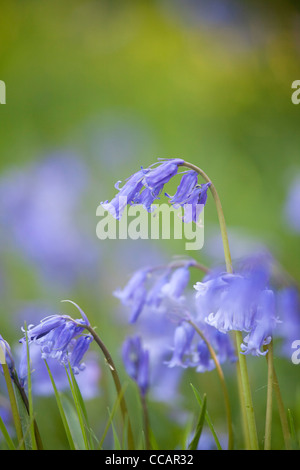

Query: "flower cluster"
<box><xmin>101</xmin><ymin>158</ymin><xmax>211</xmax><ymax>223</ymax></box>
<box><xmin>194</xmin><ymin>261</ymin><xmax>279</xmax><ymax>356</ymax></box>
<box><xmin>19</xmin><ymin>306</ymin><xmax>93</xmax><ymax>386</ymax></box>
<box><xmin>165</xmin><ymin>321</ymin><xmax>236</xmax><ymax>371</ymax></box>
<box><xmin>114</xmin><ymin>259</ymin><xmax>196</xmax><ymax>323</ymax></box>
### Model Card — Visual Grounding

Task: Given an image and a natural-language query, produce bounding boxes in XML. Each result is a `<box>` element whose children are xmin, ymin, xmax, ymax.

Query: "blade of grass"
<box><xmin>107</xmin><ymin>406</ymin><xmax>122</xmax><ymax>450</ymax></box>
<box><xmin>0</xmin><ymin>414</ymin><xmax>16</xmax><ymax>450</ymax></box>
<box><xmin>44</xmin><ymin>360</ymin><xmax>76</xmax><ymax>450</ymax></box>
<box><xmin>188</xmin><ymin>393</ymin><xmax>207</xmax><ymax>450</ymax></box>
<box><xmin>190</xmin><ymin>383</ymin><xmax>222</xmax><ymax>450</ymax></box>
<box><xmin>98</xmin><ymin>381</ymin><xmax>128</xmax><ymax>449</ymax></box>
<box><xmin>23</xmin><ymin>324</ymin><xmax>37</xmax><ymax>450</ymax></box>
<box><xmin>2</xmin><ymin>363</ymin><xmax>25</xmax><ymax>450</ymax></box>
<box><xmin>64</xmin><ymin>364</ymin><xmax>91</xmax><ymax>450</ymax></box>
<box><xmin>288</xmin><ymin>409</ymin><xmax>299</xmax><ymax>449</ymax></box>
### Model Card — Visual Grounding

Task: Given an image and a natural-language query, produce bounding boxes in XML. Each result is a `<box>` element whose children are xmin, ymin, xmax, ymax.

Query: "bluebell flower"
<box><xmin>19</xmin><ymin>305</ymin><xmax>93</xmax><ymax>385</ymax></box>
<box><xmin>101</xmin><ymin>169</ymin><xmax>146</xmax><ymax>219</ymax></box>
<box><xmin>131</xmin><ymin>184</ymin><xmax>164</xmax><ymax>212</ymax></box>
<box><xmin>194</xmin><ymin>257</ymin><xmax>280</xmax><ymax>357</ymax></box>
<box><xmin>276</xmin><ymin>287</ymin><xmax>300</xmax><ymax>357</ymax></box>
<box><xmin>114</xmin><ymin>268</ymin><xmax>150</xmax><ymax>323</ymax></box>
<box><xmin>165</xmin><ymin>170</ymin><xmax>199</xmax><ymax>206</ymax></box>
<box><xmin>241</xmin><ymin>289</ymin><xmax>278</xmax><ymax>356</ymax></box>
<box><xmin>196</xmin><ymin>263</ymin><xmax>271</xmax><ymax>333</ymax></box>
<box><xmin>68</xmin><ymin>335</ymin><xmax>94</xmax><ymax>374</ymax></box>
<box><xmin>145</xmin><ymin>270</ymin><xmax>171</xmax><ymax>308</ymax></box>
<box><xmin>165</xmin><ymin>323</ymin><xmax>195</xmax><ymax>368</ymax></box>
<box><xmin>22</xmin><ymin>342</ymin><xmax>100</xmax><ymax>399</ymax></box>
<box><xmin>165</xmin><ymin>320</ymin><xmax>236</xmax><ymax>372</ymax></box>
<box><xmin>122</xmin><ymin>336</ymin><xmax>150</xmax><ymax>396</ymax></box>
<box><xmin>101</xmin><ymin>158</ymin><xmax>184</xmax><ymax>220</ymax></box>
<box><xmin>181</xmin><ymin>183</ymin><xmax>211</xmax><ymax>224</ymax></box>
<box><xmin>161</xmin><ymin>267</ymin><xmax>190</xmax><ymax>300</ymax></box>
<box><xmin>114</xmin><ymin>260</ymin><xmax>196</xmax><ymax>322</ymax></box>
<box><xmin>143</xmin><ymin>158</ymin><xmax>184</xmax><ymax>190</ymax></box>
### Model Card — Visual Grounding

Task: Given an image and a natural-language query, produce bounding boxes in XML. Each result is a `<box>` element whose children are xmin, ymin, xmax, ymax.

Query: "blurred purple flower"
<box><xmin>122</xmin><ymin>336</ymin><xmax>150</xmax><ymax>396</ymax></box>
<box><xmin>283</xmin><ymin>175</ymin><xmax>300</xmax><ymax>233</ymax></box>
<box><xmin>165</xmin><ymin>322</ymin><xmax>195</xmax><ymax>368</ymax></box>
<box><xmin>194</xmin><ymin>257</ymin><xmax>279</xmax><ymax>356</ymax></box>
<box><xmin>241</xmin><ymin>289</ymin><xmax>277</xmax><ymax>356</ymax></box>
<box><xmin>114</xmin><ymin>260</ymin><xmax>196</xmax><ymax>323</ymax></box>
<box><xmin>276</xmin><ymin>287</ymin><xmax>300</xmax><ymax>357</ymax></box>
<box><xmin>0</xmin><ymin>152</ymin><xmax>99</xmax><ymax>287</ymax></box>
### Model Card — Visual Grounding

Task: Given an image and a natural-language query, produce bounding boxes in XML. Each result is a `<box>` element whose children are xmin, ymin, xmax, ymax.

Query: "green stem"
<box><xmin>235</xmin><ymin>331</ymin><xmax>259</xmax><ymax>449</ymax></box>
<box><xmin>12</xmin><ymin>371</ymin><xmax>44</xmax><ymax>450</ymax></box>
<box><xmin>2</xmin><ymin>364</ymin><xmax>24</xmax><ymax>449</ymax></box>
<box><xmin>182</xmin><ymin>160</ymin><xmax>259</xmax><ymax>450</ymax></box>
<box><xmin>272</xmin><ymin>362</ymin><xmax>292</xmax><ymax>449</ymax></box>
<box><xmin>140</xmin><ymin>392</ymin><xmax>151</xmax><ymax>450</ymax></box>
<box><xmin>80</xmin><ymin>323</ymin><xmax>135</xmax><ymax>450</ymax></box>
<box><xmin>264</xmin><ymin>341</ymin><xmax>274</xmax><ymax>450</ymax></box>
<box><xmin>181</xmin><ymin>161</ymin><xmax>232</xmax><ymax>273</ymax></box>
<box><xmin>188</xmin><ymin>319</ymin><xmax>234</xmax><ymax>450</ymax></box>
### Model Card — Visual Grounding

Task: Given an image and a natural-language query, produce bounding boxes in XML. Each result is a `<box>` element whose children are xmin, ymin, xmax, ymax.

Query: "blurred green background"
<box><xmin>0</xmin><ymin>0</ymin><xmax>300</xmax><ymax>450</ymax></box>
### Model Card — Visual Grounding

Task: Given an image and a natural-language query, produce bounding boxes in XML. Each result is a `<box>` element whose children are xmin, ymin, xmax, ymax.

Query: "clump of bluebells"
<box><xmin>103</xmin><ymin>157</ymin><xmax>298</xmax><ymax>451</ymax></box>
<box><xmin>0</xmin><ymin>157</ymin><xmax>299</xmax><ymax>451</ymax></box>
<box><xmin>101</xmin><ymin>158</ymin><xmax>211</xmax><ymax>223</ymax></box>
<box><xmin>18</xmin><ymin>309</ymin><xmax>93</xmax><ymax>387</ymax></box>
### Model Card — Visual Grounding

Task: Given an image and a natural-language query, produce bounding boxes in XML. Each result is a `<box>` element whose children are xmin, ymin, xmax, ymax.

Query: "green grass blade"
<box><xmin>107</xmin><ymin>406</ymin><xmax>122</xmax><ymax>450</ymax></box>
<box><xmin>44</xmin><ymin>360</ymin><xmax>76</xmax><ymax>450</ymax></box>
<box><xmin>98</xmin><ymin>381</ymin><xmax>128</xmax><ymax>449</ymax></box>
<box><xmin>64</xmin><ymin>365</ymin><xmax>90</xmax><ymax>450</ymax></box>
<box><xmin>188</xmin><ymin>393</ymin><xmax>207</xmax><ymax>450</ymax></box>
<box><xmin>0</xmin><ymin>414</ymin><xmax>16</xmax><ymax>450</ymax></box>
<box><xmin>190</xmin><ymin>383</ymin><xmax>222</xmax><ymax>450</ymax></box>
<box><xmin>288</xmin><ymin>409</ymin><xmax>299</xmax><ymax>449</ymax></box>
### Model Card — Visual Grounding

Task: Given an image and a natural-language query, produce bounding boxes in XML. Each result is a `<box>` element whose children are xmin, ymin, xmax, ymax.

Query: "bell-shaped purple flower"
<box><xmin>241</xmin><ymin>289</ymin><xmax>278</xmax><ymax>356</ymax></box>
<box><xmin>19</xmin><ymin>305</ymin><xmax>92</xmax><ymax>384</ymax></box>
<box><xmin>68</xmin><ymin>335</ymin><xmax>94</xmax><ymax>374</ymax></box>
<box><xmin>165</xmin><ymin>323</ymin><xmax>195</xmax><ymax>368</ymax></box>
<box><xmin>143</xmin><ymin>158</ymin><xmax>184</xmax><ymax>190</ymax></box>
<box><xmin>101</xmin><ymin>169</ymin><xmax>146</xmax><ymax>219</ymax></box>
<box><xmin>276</xmin><ymin>287</ymin><xmax>300</xmax><ymax>357</ymax></box>
<box><xmin>181</xmin><ymin>183</ymin><xmax>211</xmax><ymax>224</ymax></box>
<box><xmin>122</xmin><ymin>336</ymin><xmax>150</xmax><ymax>396</ymax></box>
<box><xmin>165</xmin><ymin>170</ymin><xmax>198</xmax><ymax>206</ymax></box>
<box><xmin>114</xmin><ymin>268</ymin><xmax>149</xmax><ymax>323</ymax></box>
<box><xmin>161</xmin><ymin>267</ymin><xmax>190</xmax><ymax>300</ymax></box>
<box><xmin>26</xmin><ymin>315</ymin><xmax>67</xmax><ymax>342</ymax></box>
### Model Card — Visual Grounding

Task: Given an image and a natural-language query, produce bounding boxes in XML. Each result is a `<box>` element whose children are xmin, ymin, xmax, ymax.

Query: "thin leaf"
<box><xmin>0</xmin><ymin>415</ymin><xmax>16</xmax><ymax>450</ymax></box>
<box><xmin>64</xmin><ymin>365</ymin><xmax>90</xmax><ymax>450</ymax></box>
<box><xmin>98</xmin><ymin>381</ymin><xmax>128</xmax><ymax>449</ymax></box>
<box><xmin>190</xmin><ymin>383</ymin><xmax>222</xmax><ymax>450</ymax></box>
<box><xmin>23</xmin><ymin>323</ymin><xmax>37</xmax><ymax>450</ymax></box>
<box><xmin>288</xmin><ymin>409</ymin><xmax>299</xmax><ymax>449</ymax></box>
<box><xmin>188</xmin><ymin>393</ymin><xmax>207</xmax><ymax>450</ymax></box>
<box><xmin>107</xmin><ymin>406</ymin><xmax>122</xmax><ymax>450</ymax></box>
<box><xmin>60</xmin><ymin>395</ymin><xmax>86</xmax><ymax>450</ymax></box>
<box><xmin>44</xmin><ymin>360</ymin><xmax>76</xmax><ymax>450</ymax></box>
